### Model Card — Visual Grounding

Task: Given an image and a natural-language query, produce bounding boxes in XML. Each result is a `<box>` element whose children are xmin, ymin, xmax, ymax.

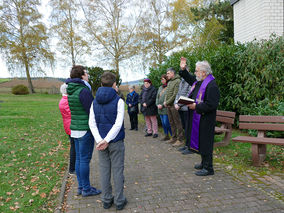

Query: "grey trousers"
<box><xmin>98</xmin><ymin>140</ymin><xmax>126</xmax><ymax>205</ymax></box>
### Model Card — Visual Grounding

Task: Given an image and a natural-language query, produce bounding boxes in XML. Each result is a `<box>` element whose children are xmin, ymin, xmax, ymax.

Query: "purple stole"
<box><xmin>188</xmin><ymin>74</ymin><xmax>215</xmax><ymax>152</ymax></box>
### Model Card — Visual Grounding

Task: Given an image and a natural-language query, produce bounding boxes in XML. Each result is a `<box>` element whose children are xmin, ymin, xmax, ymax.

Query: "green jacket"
<box><xmin>155</xmin><ymin>85</ymin><xmax>168</xmax><ymax>115</ymax></box>
<box><xmin>67</xmin><ymin>82</ymin><xmax>90</xmax><ymax>131</ymax></box>
<box><xmin>164</xmin><ymin>75</ymin><xmax>180</xmax><ymax>106</ymax></box>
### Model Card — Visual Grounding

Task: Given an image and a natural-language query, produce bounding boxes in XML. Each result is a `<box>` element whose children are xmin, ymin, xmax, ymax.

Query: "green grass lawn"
<box><xmin>0</xmin><ymin>93</ymin><xmax>69</xmax><ymax>212</ymax></box>
<box><xmin>0</xmin><ymin>79</ymin><xmax>11</xmax><ymax>83</ymax></box>
<box><xmin>214</xmin><ymin>131</ymin><xmax>284</xmax><ymax>174</ymax></box>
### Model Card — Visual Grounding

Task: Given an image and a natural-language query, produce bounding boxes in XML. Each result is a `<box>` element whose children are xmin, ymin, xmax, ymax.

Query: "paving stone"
<box><xmin>63</xmin><ymin>114</ymin><xmax>284</xmax><ymax>212</ymax></box>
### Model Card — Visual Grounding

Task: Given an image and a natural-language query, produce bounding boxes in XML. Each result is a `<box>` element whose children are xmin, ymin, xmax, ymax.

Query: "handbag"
<box><xmin>129</xmin><ymin>106</ymin><xmax>137</xmax><ymax>113</ymax></box>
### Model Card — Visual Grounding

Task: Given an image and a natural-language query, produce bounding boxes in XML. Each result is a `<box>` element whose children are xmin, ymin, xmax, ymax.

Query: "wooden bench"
<box><xmin>232</xmin><ymin>115</ymin><xmax>284</xmax><ymax>166</ymax></box>
<box><xmin>214</xmin><ymin>110</ymin><xmax>236</xmax><ymax>147</ymax></box>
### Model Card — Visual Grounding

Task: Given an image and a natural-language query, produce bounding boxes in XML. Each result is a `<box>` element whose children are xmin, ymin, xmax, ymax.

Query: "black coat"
<box><xmin>139</xmin><ymin>85</ymin><xmax>158</xmax><ymax>116</ymax></box>
<box><xmin>179</xmin><ymin>70</ymin><xmax>220</xmax><ymax>155</ymax></box>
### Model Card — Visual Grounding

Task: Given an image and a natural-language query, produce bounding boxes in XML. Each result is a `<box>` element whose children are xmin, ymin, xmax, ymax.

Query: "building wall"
<box><xmin>233</xmin><ymin>0</ymin><xmax>283</xmax><ymax>43</ymax></box>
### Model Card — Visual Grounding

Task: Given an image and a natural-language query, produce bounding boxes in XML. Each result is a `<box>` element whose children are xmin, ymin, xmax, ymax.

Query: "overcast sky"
<box><xmin>0</xmin><ymin>1</ymin><xmax>147</xmax><ymax>83</ymax></box>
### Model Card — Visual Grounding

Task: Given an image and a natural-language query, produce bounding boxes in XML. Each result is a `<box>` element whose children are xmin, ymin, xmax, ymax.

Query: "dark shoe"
<box><xmin>69</xmin><ymin>170</ymin><xmax>76</xmax><ymax>175</ymax></box>
<box><xmin>195</xmin><ymin>168</ymin><xmax>214</xmax><ymax>176</ymax></box>
<box><xmin>194</xmin><ymin>163</ymin><xmax>203</xmax><ymax>170</ymax></box>
<box><xmin>103</xmin><ymin>198</ymin><xmax>114</xmax><ymax>209</ymax></box>
<box><xmin>181</xmin><ymin>149</ymin><xmax>193</xmax><ymax>155</ymax></box>
<box><xmin>135</xmin><ymin>128</ymin><xmax>138</xmax><ymax>131</ymax></box>
<box><xmin>77</xmin><ymin>187</ymin><xmax>82</xmax><ymax>196</ymax></box>
<box><xmin>116</xmin><ymin>199</ymin><xmax>127</xmax><ymax>210</ymax></box>
<box><xmin>82</xmin><ymin>187</ymin><xmax>102</xmax><ymax>197</ymax></box>
<box><xmin>153</xmin><ymin>134</ymin><xmax>158</xmax><ymax>138</ymax></box>
<box><xmin>178</xmin><ymin>146</ymin><xmax>187</xmax><ymax>152</ymax></box>
<box><xmin>161</xmin><ymin>135</ymin><xmax>170</xmax><ymax>141</ymax></box>
<box><xmin>145</xmin><ymin>133</ymin><xmax>152</xmax><ymax>137</ymax></box>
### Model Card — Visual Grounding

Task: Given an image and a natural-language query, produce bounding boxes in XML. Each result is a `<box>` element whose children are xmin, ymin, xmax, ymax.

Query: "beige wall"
<box><xmin>233</xmin><ymin>0</ymin><xmax>283</xmax><ymax>43</ymax></box>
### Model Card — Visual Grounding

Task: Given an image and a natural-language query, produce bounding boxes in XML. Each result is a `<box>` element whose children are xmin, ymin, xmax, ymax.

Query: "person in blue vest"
<box><xmin>89</xmin><ymin>72</ymin><xmax>127</xmax><ymax>211</ymax></box>
<box><xmin>66</xmin><ymin>65</ymin><xmax>102</xmax><ymax>197</ymax></box>
<box><xmin>126</xmin><ymin>85</ymin><xmax>139</xmax><ymax>131</ymax></box>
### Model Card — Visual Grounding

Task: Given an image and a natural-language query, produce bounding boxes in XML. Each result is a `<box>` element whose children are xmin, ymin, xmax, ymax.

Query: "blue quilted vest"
<box><xmin>93</xmin><ymin>87</ymin><xmax>125</xmax><ymax>143</ymax></box>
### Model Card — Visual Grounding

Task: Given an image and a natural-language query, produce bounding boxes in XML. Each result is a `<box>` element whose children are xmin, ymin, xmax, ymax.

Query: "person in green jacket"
<box><xmin>156</xmin><ymin>74</ymin><xmax>172</xmax><ymax>141</ymax></box>
<box><xmin>164</xmin><ymin>68</ymin><xmax>184</xmax><ymax>147</ymax></box>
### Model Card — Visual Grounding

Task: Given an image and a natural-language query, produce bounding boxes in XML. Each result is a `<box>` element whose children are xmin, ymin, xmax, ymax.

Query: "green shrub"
<box><xmin>148</xmin><ymin>35</ymin><xmax>284</xmax><ymax>137</ymax></box>
<box><xmin>12</xmin><ymin>84</ymin><xmax>29</xmax><ymax>95</ymax></box>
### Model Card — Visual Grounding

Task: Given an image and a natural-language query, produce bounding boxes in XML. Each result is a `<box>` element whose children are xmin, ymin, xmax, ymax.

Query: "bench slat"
<box><xmin>239</xmin><ymin>115</ymin><xmax>284</xmax><ymax>123</ymax></box>
<box><xmin>216</xmin><ymin>116</ymin><xmax>234</xmax><ymax>124</ymax></box>
<box><xmin>215</xmin><ymin>127</ymin><xmax>231</xmax><ymax>133</ymax></box>
<box><xmin>217</xmin><ymin>110</ymin><xmax>236</xmax><ymax>118</ymax></box>
<box><xmin>239</xmin><ymin>123</ymin><xmax>284</xmax><ymax>131</ymax></box>
<box><xmin>232</xmin><ymin>136</ymin><xmax>284</xmax><ymax>145</ymax></box>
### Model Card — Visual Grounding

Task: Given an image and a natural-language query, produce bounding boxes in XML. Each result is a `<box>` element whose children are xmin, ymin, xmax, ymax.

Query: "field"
<box><xmin>0</xmin><ymin>93</ymin><xmax>69</xmax><ymax>212</ymax></box>
<box><xmin>0</xmin><ymin>78</ymin><xmax>64</xmax><ymax>94</ymax></box>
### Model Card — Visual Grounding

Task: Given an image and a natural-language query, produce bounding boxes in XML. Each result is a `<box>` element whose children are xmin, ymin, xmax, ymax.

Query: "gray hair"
<box><xmin>60</xmin><ymin>83</ymin><xmax>68</xmax><ymax>95</ymax></box>
<box><xmin>167</xmin><ymin>67</ymin><xmax>176</xmax><ymax>74</ymax></box>
<box><xmin>196</xmin><ymin>61</ymin><xmax>212</xmax><ymax>75</ymax></box>
<box><xmin>128</xmin><ymin>85</ymin><xmax>135</xmax><ymax>90</ymax></box>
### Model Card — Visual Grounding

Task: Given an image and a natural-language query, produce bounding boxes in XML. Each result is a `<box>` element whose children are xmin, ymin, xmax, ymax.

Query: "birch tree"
<box><xmin>49</xmin><ymin>0</ymin><xmax>89</xmax><ymax>67</ymax></box>
<box><xmin>137</xmin><ymin>0</ymin><xmax>181</xmax><ymax>68</ymax></box>
<box><xmin>80</xmin><ymin>0</ymin><xmax>142</xmax><ymax>76</ymax></box>
<box><xmin>0</xmin><ymin>0</ymin><xmax>54</xmax><ymax>93</ymax></box>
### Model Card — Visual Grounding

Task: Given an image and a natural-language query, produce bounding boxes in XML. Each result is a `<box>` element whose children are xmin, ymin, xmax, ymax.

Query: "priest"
<box><xmin>179</xmin><ymin>58</ymin><xmax>220</xmax><ymax>176</ymax></box>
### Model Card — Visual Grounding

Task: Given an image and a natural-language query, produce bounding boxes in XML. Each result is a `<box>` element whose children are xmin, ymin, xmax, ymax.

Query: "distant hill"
<box><xmin>121</xmin><ymin>79</ymin><xmax>143</xmax><ymax>85</ymax></box>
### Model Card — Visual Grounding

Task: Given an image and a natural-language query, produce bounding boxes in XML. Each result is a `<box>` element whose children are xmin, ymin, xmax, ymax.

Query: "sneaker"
<box><xmin>153</xmin><ymin>134</ymin><xmax>158</xmax><ymax>138</ymax></box>
<box><xmin>167</xmin><ymin>138</ymin><xmax>176</xmax><ymax>144</ymax></box>
<box><xmin>194</xmin><ymin>163</ymin><xmax>203</xmax><ymax>170</ymax></box>
<box><xmin>178</xmin><ymin>146</ymin><xmax>187</xmax><ymax>152</ymax></box>
<box><xmin>77</xmin><ymin>187</ymin><xmax>82</xmax><ymax>196</ymax></box>
<box><xmin>116</xmin><ymin>199</ymin><xmax>127</xmax><ymax>211</ymax></box>
<box><xmin>145</xmin><ymin>133</ymin><xmax>152</xmax><ymax>137</ymax></box>
<box><xmin>181</xmin><ymin>149</ymin><xmax>193</xmax><ymax>155</ymax></box>
<box><xmin>82</xmin><ymin>187</ymin><xmax>102</xmax><ymax>197</ymax></box>
<box><xmin>161</xmin><ymin>135</ymin><xmax>170</xmax><ymax>141</ymax></box>
<box><xmin>103</xmin><ymin>198</ymin><xmax>114</xmax><ymax>209</ymax></box>
<box><xmin>195</xmin><ymin>168</ymin><xmax>214</xmax><ymax>176</ymax></box>
<box><xmin>69</xmin><ymin>170</ymin><xmax>76</xmax><ymax>175</ymax></box>
<box><xmin>172</xmin><ymin>140</ymin><xmax>184</xmax><ymax>147</ymax></box>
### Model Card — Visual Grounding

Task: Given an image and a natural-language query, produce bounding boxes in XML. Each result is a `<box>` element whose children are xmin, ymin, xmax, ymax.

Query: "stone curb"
<box><xmin>54</xmin><ymin>168</ymin><xmax>69</xmax><ymax>213</ymax></box>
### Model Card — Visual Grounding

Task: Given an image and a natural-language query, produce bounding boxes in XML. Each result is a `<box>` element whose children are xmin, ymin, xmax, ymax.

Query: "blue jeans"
<box><xmin>74</xmin><ymin>131</ymin><xmax>94</xmax><ymax>191</ymax></box>
<box><xmin>160</xmin><ymin>114</ymin><xmax>172</xmax><ymax>136</ymax></box>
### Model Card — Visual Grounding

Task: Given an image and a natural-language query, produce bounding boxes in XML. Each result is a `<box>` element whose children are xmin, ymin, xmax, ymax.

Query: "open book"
<box><xmin>177</xmin><ymin>96</ymin><xmax>195</xmax><ymax>105</ymax></box>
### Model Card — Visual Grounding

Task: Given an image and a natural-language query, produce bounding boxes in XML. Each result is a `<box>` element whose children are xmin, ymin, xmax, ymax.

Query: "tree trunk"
<box><xmin>24</xmin><ymin>60</ymin><xmax>35</xmax><ymax>94</ymax></box>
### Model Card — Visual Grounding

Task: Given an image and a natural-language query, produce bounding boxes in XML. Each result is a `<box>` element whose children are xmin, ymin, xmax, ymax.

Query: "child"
<box><xmin>59</xmin><ymin>83</ymin><xmax>75</xmax><ymax>175</ymax></box>
<box><xmin>89</xmin><ymin>72</ymin><xmax>127</xmax><ymax>210</ymax></box>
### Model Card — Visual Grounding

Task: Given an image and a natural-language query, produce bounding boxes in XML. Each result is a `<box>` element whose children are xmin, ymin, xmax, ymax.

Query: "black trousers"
<box><xmin>201</xmin><ymin>153</ymin><xmax>213</xmax><ymax>171</ymax></box>
<box><xmin>179</xmin><ymin>110</ymin><xmax>189</xmax><ymax>146</ymax></box>
<box><xmin>69</xmin><ymin>136</ymin><xmax>76</xmax><ymax>173</ymax></box>
<box><xmin>129</xmin><ymin>112</ymin><xmax>138</xmax><ymax>129</ymax></box>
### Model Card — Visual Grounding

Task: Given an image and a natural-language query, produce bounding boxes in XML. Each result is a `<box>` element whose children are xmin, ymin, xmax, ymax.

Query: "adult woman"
<box><xmin>139</xmin><ymin>79</ymin><xmax>158</xmax><ymax>138</ymax></box>
<box><xmin>156</xmin><ymin>74</ymin><xmax>172</xmax><ymax>141</ymax></box>
<box><xmin>126</xmin><ymin>85</ymin><xmax>139</xmax><ymax>130</ymax></box>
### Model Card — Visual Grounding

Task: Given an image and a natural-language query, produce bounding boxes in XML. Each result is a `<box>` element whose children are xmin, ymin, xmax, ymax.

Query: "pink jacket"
<box><xmin>59</xmin><ymin>96</ymin><xmax>71</xmax><ymax>135</ymax></box>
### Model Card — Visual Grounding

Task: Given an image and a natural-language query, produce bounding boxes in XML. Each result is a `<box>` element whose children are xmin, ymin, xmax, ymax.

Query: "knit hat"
<box><xmin>144</xmin><ymin>78</ymin><xmax>151</xmax><ymax>84</ymax></box>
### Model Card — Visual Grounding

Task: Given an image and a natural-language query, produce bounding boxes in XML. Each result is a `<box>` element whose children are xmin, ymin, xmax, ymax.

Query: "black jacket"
<box><xmin>139</xmin><ymin>85</ymin><xmax>158</xmax><ymax>116</ymax></box>
<box><xmin>179</xmin><ymin>69</ymin><xmax>220</xmax><ymax>155</ymax></box>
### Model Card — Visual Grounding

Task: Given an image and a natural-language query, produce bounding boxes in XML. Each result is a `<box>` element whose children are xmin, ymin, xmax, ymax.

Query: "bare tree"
<box><xmin>79</xmin><ymin>0</ymin><xmax>142</xmax><ymax>76</ymax></box>
<box><xmin>0</xmin><ymin>0</ymin><xmax>54</xmax><ymax>93</ymax></box>
<box><xmin>49</xmin><ymin>0</ymin><xmax>90</xmax><ymax>67</ymax></box>
<box><xmin>137</xmin><ymin>0</ymin><xmax>181</xmax><ymax>68</ymax></box>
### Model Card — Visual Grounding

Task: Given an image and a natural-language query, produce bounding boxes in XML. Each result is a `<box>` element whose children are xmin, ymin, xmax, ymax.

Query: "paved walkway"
<box><xmin>64</xmin><ymin>116</ymin><xmax>284</xmax><ymax>213</ymax></box>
